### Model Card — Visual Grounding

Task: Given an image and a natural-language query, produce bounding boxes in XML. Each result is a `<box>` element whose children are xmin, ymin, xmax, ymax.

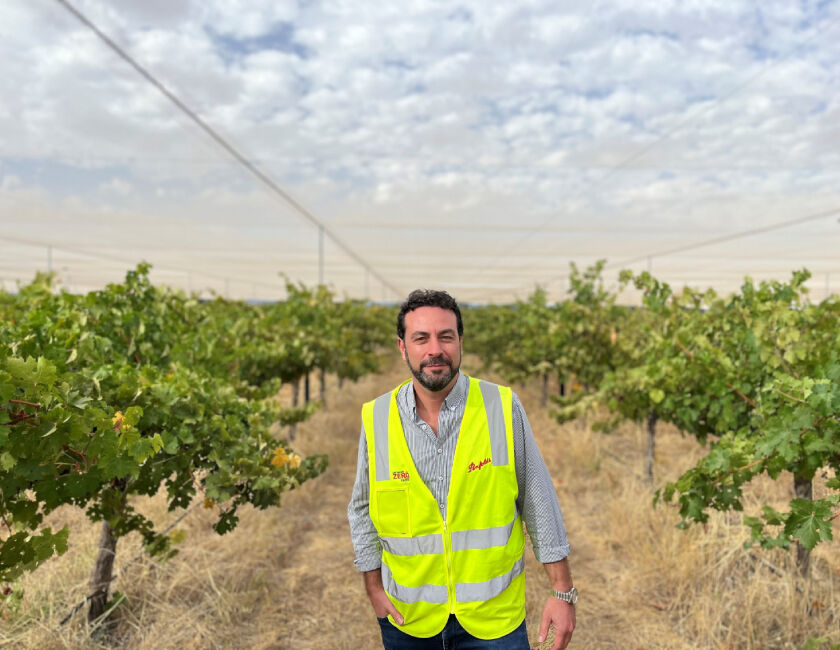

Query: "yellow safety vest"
<box><xmin>362</xmin><ymin>376</ymin><xmax>525</xmax><ymax>639</ymax></box>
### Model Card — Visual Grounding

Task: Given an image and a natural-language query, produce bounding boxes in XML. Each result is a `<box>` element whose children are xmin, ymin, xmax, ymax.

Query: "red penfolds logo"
<box><xmin>392</xmin><ymin>470</ymin><xmax>410</xmax><ymax>482</ymax></box>
<box><xmin>468</xmin><ymin>458</ymin><xmax>491</xmax><ymax>473</ymax></box>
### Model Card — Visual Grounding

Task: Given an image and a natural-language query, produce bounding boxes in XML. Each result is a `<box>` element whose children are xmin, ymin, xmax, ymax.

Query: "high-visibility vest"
<box><xmin>362</xmin><ymin>376</ymin><xmax>525</xmax><ymax>639</ymax></box>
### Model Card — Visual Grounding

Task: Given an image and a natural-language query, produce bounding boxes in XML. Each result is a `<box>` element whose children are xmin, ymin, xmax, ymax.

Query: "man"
<box><xmin>348</xmin><ymin>289</ymin><xmax>576</xmax><ymax>649</ymax></box>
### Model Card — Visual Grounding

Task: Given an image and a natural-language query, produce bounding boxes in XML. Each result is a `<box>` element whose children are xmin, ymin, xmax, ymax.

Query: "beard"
<box><xmin>406</xmin><ymin>353</ymin><xmax>459</xmax><ymax>392</ymax></box>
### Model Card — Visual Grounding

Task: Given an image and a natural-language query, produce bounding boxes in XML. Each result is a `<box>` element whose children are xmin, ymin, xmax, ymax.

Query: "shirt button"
<box><xmin>438</xmin><ymin>475</ymin><xmax>444</xmax><ymax>482</ymax></box>
<box><xmin>436</xmin><ymin>447</ymin><xmax>442</xmax><ymax>454</ymax></box>
<box><xmin>439</xmin><ymin>503</ymin><xmax>444</xmax><ymax>509</ymax></box>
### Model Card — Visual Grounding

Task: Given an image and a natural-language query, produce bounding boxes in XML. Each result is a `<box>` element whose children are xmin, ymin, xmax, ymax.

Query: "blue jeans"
<box><xmin>377</xmin><ymin>615</ymin><xmax>529</xmax><ymax>649</ymax></box>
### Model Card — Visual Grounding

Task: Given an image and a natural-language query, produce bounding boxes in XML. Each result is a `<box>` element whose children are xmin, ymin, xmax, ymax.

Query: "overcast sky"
<box><xmin>1</xmin><ymin>0</ymin><xmax>839</xmax><ymax>303</ymax></box>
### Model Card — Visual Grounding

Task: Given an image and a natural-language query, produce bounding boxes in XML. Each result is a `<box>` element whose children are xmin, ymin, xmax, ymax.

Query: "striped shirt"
<box><xmin>348</xmin><ymin>371</ymin><xmax>570</xmax><ymax>572</ymax></box>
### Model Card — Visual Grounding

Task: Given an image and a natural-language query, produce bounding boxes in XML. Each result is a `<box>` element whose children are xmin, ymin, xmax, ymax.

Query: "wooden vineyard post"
<box><xmin>794</xmin><ymin>475</ymin><xmax>813</xmax><ymax>579</ymax></box>
<box><xmin>88</xmin><ymin>520</ymin><xmax>118</xmax><ymax>622</ymax></box>
<box><xmin>645</xmin><ymin>412</ymin><xmax>657</xmax><ymax>486</ymax></box>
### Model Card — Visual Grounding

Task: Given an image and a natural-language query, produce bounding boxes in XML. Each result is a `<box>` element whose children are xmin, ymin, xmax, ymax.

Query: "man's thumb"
<box><xmin>388</xmin><ymin>604</ymin><xmax>404</xmax><ymax>626</ymax></box>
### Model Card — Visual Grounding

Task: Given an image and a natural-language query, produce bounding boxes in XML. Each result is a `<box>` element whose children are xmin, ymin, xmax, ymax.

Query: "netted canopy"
<box><xmin>2</xmin><ymin>1</ymin><xmax>839</xmax><ymax>303</ymax></box>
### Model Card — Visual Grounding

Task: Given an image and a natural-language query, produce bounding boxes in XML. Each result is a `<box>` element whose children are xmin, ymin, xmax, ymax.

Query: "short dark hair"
<box><xmin>397</xmin><ymin>289</ymin><xmax>463</xmax><ymax>340</ymax></box>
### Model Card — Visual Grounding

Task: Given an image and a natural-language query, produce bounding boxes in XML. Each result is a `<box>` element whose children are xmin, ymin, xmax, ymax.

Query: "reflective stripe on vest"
<box><xmin>363</xmin><ymin>376</ymin><xmax>525</xmax><ymax>640</ymax></box>
<box><xmin>381</xmin><ymin>562</ymin><xmax>449</xmax><ymax>604</ymax></box>
<box><xmin>380</xmin><ymin>532</ymin><xmax>444</xmax><ymax>556</ymax></box>
<box><xmin>450</xmin><ymin>512</ymin><xmax>519</xmax><ymax>552</ymax></box>
<box><xmin>478</xmin><ymin>380</ymin><xmax>509</xmax><ymax>467</ymax></box>
<box><xmin>372</xmin><ymin>392</ymin><xmax>391</xmax><ymax>481</ymax></box>
<box><xmin>456</xmin><ymin>556</ymin><xmax>525</xmax><ymax>602</ymax></box>
<box><xmin>380</xmin><ymin>554</ymin><xmax>525</xmax><ymax>605</ymax></box>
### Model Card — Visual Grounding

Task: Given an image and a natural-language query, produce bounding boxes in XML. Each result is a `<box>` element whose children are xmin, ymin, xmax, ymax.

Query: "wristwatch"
<box><xmin>551</xmin><ymin>586</ymin><xmax>578</xmax><ymax>605</ymax></box>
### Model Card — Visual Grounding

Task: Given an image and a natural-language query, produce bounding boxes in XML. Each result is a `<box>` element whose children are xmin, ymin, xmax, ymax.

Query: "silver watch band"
<box><xmin>551</xmin><ymin>586</ymin><xmax>578</xmax><ymax>605</ymax></box>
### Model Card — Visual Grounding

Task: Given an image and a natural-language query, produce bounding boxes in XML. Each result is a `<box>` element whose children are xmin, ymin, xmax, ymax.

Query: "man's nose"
<box><xmin>427</xmin><ymin>337</ymin><xmax>443</xmax><ymax>356</ymax></box>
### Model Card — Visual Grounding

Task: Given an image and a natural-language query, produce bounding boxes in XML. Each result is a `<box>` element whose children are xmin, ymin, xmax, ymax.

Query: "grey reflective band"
<box><xmin>450</xmin><ymin>514</ymin><xmax>518</xmax><ymax>552</ymax></box>
<box><xmin>380</xmin><ymin>533</ymin><xmax>444</xmax><ymax>556</ymax></box>
<box><xmin>455</xmin><ymin>556</ymin><xmax>525</xmax><ymax>602</ymax></box>
<box><xmin>382</xmin><ymin>562</ymin><xmax>449</xmax><ymax>604</ymax></box>
<box><xmin>479</xmin><ymin>381</ymin><xmax>508</xmax><ymax>466</ymax></box>
<box><xmin>373</xmin><ymin>393</ymin><xmax>391</xmax><ymax>482</ymax></box>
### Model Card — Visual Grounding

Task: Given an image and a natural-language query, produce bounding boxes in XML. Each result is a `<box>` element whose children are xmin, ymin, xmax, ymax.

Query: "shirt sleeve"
<box><xmin>513</xmin><ymin>394</ymin><xmax>570</xmax><ymax>563</ymax></box>
<box><xmin>347</xmin><ymin>424</ymin><xmax>383</xmax><ymax>572</ymax></box>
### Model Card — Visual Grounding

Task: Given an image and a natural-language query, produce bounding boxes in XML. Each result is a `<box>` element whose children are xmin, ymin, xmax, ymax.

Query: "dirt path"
<box><xmin>258</xmin><ymin>366</ymin><xmax>398</xmax><ymax>649</ymax></box>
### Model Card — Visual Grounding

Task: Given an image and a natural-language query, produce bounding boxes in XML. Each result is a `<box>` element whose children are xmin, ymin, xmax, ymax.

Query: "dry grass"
<box><xmin>2</xmin><ymin>359</ymin><xmax>838</xmax><ymax>649</ymax></box>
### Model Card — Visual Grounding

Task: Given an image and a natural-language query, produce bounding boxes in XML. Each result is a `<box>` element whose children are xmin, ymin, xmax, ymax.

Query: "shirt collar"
<box><xmin>443</xmin><ymin>371</ymin><xmax>468</xmax><ymax>411</ymax></box>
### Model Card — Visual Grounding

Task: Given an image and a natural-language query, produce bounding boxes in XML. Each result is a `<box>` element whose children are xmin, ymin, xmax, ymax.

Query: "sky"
<box><xmin>1</xmin><ymin>0</ymin><xmax>839</xmax><ymax>303</ymax></box>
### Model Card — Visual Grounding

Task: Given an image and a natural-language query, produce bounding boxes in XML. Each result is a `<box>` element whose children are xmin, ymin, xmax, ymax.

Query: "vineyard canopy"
<box><xmin>1</xmin><ymin>1</ymin><xmax>839</xmax><ymax>303</ymax></box>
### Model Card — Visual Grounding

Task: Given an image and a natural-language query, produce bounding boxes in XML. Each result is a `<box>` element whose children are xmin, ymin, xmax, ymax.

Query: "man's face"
<box><xmin>398</xmin><ymin>306</ymin><xmax>462</xmax><ymax>392</ymax></box>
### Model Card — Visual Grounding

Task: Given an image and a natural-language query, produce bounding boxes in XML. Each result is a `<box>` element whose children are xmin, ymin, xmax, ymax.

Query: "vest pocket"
<box><xmin>376</xmin><ymin>487</ymin><xmax>411</xmax><ymax>536</ymax></box>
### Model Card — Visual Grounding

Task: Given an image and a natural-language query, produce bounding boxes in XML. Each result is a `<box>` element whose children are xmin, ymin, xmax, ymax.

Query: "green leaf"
<box><xmin>34</xmin><ymin>357</ymin><xmax>58</xmax><ymax>386</ymax></box>
<box><xmin>788</xmin><ymin>499</ymin><xmax>834</xmax><ymax>550</ymax></box>
<box><xmin>0</xmin><ymin>451</ymin><xmax>17</xmax><ymax>470</ymax></box>
<box><xmin>0</xmin><ymin>527</ymin><xmax>69</xmax><ymax>582</ymax></box>
<box><xmin>73</xmin><ymin>396</ymin><xmax>93</xmax><ymax>409</ymax></box>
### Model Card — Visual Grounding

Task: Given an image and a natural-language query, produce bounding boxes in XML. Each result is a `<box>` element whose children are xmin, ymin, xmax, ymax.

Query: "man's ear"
<box><xmin>397</xmin><ymin>337</ymin><xmax>407</xmax><ymax>361</ymax></box>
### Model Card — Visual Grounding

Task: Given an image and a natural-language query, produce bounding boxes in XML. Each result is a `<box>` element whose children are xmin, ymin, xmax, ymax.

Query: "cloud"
<box><xmin>1</xmin><ymin>0</ymin><xmax>839</xmax><ymax>301</ymax></box>
<box><xmin>1</xmin><ymin>174</ymin><xmax>22</xmax><ymax>190</ymax></box>
<box><xmin>99</xmin><ymin>177</ymin><xmax>132</xmax><ymax>195</ymax></box>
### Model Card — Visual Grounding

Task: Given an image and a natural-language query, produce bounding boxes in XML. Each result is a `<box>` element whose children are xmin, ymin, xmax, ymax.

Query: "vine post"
<box><xmin>794</xmin><ymin>474</ymin><xmax>813</xmax><ymax>579</ymax></box>
<box><xmin>645</xmin><ymin>412</ymin><xmax>657</xmax><ymax>485</ymax></box>
<box><xmin>88</xmin><ymin>520</ymin><xmax>118</xmax><ymax>622</ymax></box>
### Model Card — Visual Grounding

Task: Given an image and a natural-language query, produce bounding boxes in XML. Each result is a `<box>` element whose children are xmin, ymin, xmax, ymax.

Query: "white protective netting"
<box><xmin>2</xmin><ymin>1</ymin><xmax>840</xmax><ymax>304</ymax></box>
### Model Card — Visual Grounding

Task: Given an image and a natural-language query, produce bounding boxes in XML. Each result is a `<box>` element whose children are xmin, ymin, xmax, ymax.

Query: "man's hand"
<box><xmin>363</xmin><ymin>569</ymin><xmax>404</xmax><ymax>625</ymax></box>
<box><xmin>538</xmin><ymin>559</ymin><xmax>575</xmax><ymax>648</ymax></box>
<box><xmin>368</xmin><ymin>587</ymin><xmax>404</xmax><ymax>624</ymax></box>
<box><xmin>538</xmin><ymin>596</ymin><xmax>575</xmax><ymax>650</ymax></box>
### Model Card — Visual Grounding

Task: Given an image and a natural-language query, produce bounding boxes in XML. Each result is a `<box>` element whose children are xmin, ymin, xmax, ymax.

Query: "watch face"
<box><xmin>569</xmin><ymin>587</ymin><xmax>579</xmax><ymax>604</ymax></box>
